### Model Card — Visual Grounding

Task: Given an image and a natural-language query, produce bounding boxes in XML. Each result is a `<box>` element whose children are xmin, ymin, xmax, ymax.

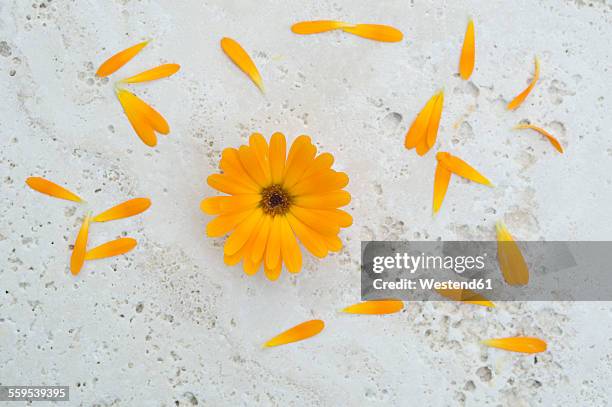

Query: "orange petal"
<box><xmin>514</xmin><ymin>124</ymin><xmax>564</xmax><ymax>153</ymax></box>
<box><xmin>206</xmin><ymin>209</ymin><xmax>254</xmax><ymax>237</ymax></box>
<box><xmin>120</xmin><ymin>63</ymin><xmax>180</xmax><ymax>84</ymax></box>
<box><xmin>264</xmin><ymin>261</ymin><xmax>282</xmax><ymax>281</ymax></box>
<box><xmin>291</xmin><ymin>20</ymin><xmax>352</xmax><ymax>34</ymax></box>
<box><xmin>25</xmin><ymin>177</ymin><xmax>83</xmax><ymax>203</ymax></box>
<box><xmin>435</xmin><ymin>288</ymin><xmax>495</xmax><ymax>307</ymax></box>
<box><xmin>269</xmin><ymin>132</ymin><xmax>287</xmax><ymax>184</ymax></box>
<box><xmin>405</xmin><ymin>92</ymin><xmax>438</xmax><ymax>151</ymax></box>
<box><xmin>436</xmin><ymin>152</ymin><xmax>492</xmax><ymax>186</ymax></box>
<box><xmin>70</xmin><ymin>213</ymin><xmax>91</xmax><ymax>275</ymax></box>
<box><xmin>279</xmin><ymin>216</ymin><xmax>302</xmax><ymax>274</ymax></box>
<box><xmin>286</xmin><ymin>213</ymin><xmax>328</xmax><ymax>258</ymax></box>
<box><xmin>459</xmin><ymin>19</ymin><xmax>475</xmax><ymax>80</ymax></box>
<box><xmin>96</xmin><ymin>40</ymin><xmax>150</xmax><ymax>77</ymax></box>
<box><xmin>293</xmin><ymin>190</ymin><xmax>351</xmax><ymax>209</ymax></box>
<box><xmin>264</xmin><ymin>215</ymin><xmax>283</xmax><ymax>270</ymax></box>
<box><xmin>425</xmin><ymin>91</ymin><xmax>444</xmax><ymax>151</ymax></box>
<box><xmin>341</xmin><ymin>24</ymin><xmax>403</xmax><ymax>42</ymax></box>
<box><xmin>496</xmin><ymin>221</ymin><xmax>529</xmax><ymax>286</ymax></box>
<box><xmin>507</xmin><ymin>56</ymin><xmax>540</xmax><ymax>110</ymax></box>
<box><xmin>432</xmin><ymin>162</ymin><xmax>451</xmax><ymax>214</ymax></box>
<box><xmin>116</xmin><ymin>88</ymin><xmax>169</xmax><ymax>136</ymax></box>
<box><xmin>224</xmin><ymin>208</ymin><xmax>263</xmax><ymax>256</ymax></box>
<box><xmin>342</xmin><ymin>300</ymin><xmax>404</xmax><ymax>314</ymax></box>
<box><xmin>482</xmin><ymin>337</ymin><xmax>547</xmax><ymax>354</ymax></box>
<box><xmin>93</xmin><ymin>198</ymin><xmax>151</xmax><ymax>222</ymax></box>
<box><xmin>220</xmin><ymin>37</ymin><xmax>264</xmax><ymax>92</ymax></box>
<box><xmin>115</xmin><ymin>89</ymin><xmax>157</xmax><ymax>146</ymax></box>
<box><xmin>263</xmin><ymin>319</ymin><xmax>325</xmax><ymax>347</ymax></box>
<box><xmin>85</xmin><ymin>238</ymin><xmax>137</xmax><ymax>260</ymax></box>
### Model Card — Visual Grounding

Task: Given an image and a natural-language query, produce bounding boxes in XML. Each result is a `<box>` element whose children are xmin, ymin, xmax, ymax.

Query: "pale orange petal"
<box><xmin>432</xmin><ymin>162</ymin><xmax>451</xmax><ymax>214</ymax></box>
<box><xmin>220</xmin><ymin>37</ymin><xmax>264</xmax><ymax>92</ymax></box>
<box><xmin>507</xmin><ymin>56</ymin><xmax>540</xmax><ymax>110</ymax></box>
<box><xmin>85</xmin><ymin>238</ymin><xmax>137</xmax><ymax>260</ymax></box>
<box><xmin>496</xmin><ymin>221</ymin><xmax>529</xmax><ymax>286</ymax></box>
<box><xmin>263</xmin><ymin>319</ymin><xmax>325</xmax><ymax>347</ymax></box>
<box><xmin>341</xmin><ymin>24</ymin><xmax>403</xmax><ymax>42</ymax></box>
<box><xmin>26</xmin><ymin>177</ymin><xmax>83</xmax><ymax>203</ymax></box>
<box><xmin>436</xmin><ymin>152</ymin><xmax>492</xmax><ymax>186</ymax></box>
<box><xmin>291</xmin><ymin>20</ymin><xmax>352</xmax><ymax>34</ymax></box>
<box><xmin>93</xmin><ymin>198</ymin><xmax>151</xmax><ymax>222</ymax></box>
<box><xmin>514</xmin><ymin>123</ymin><xmax>564</xmax><ymax>153</ymax></box>
<box><xmin>459</xmin><ymin>19</ymin><xmax>475</xmax><ymax>80</ymax></box>
<box><xmin>342</xmin><ymin>300</ymin><xmax>404</xmax><ymax>314</ymax></box>
<box><xmin>70</xmin><ymin>213</ymin><xmax>91</xmax><ymax>275</ymax></box>
<box><xmin>96</xmin><ymin>40</ymin><xmax>149</xmax><ymax>77</ymax></box>
<box><xmin>482</xmin><ymin>337</ymin><xmax>547</xmax><ymax>354</ymax></box>
<box><xmin>120</xmin><ymin>63</ymin><xmax>180</xmax><ymax>84</ymax></box>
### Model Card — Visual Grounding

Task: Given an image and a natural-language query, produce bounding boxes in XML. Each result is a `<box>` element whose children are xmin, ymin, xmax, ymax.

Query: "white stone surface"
<box><xmin>1</xmin><ymin>0</ymin><xmax>612</xmax><ymax>405</ymax></box>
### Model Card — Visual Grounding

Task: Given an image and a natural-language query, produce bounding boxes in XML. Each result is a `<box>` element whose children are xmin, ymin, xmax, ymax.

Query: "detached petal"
<box><xmin>507</xmin><ymin>56</ymin><xmax>540</xmax><ymax>110</ymax></box>
<box><xmin>342</xmin><ymin>300</ymin><xmax>404</xmax><ymax>314</ymax></box>
<box><xmin>70</xmin><ymin>213</ymin><xmax>91</xmax><ymax>275</ymax></box>
<box><xmin>436</xmin><ymin>152</ymin><xmax>492</xmax><ymax>186</ymax></box>
<box><xmin>120</xmin><ymin>63</ymin><xmax>180</xmax><ymax>84</ymax></box>
<box><xmin>263</xmin><ymin>319</ymin><xmax>325</xmax><ymax>347</ymax></box>
<box><xmin>405</xmin><ymin>92</ymin><xmax>439</xmax><ymax>154</ymax></box>
<box><xmin>115</xmin><ymin>88</ymin><xmax>157</xmax><ymax>146</ymax></box>
<box><xmin>25</xmin><ymin>177</ymin><xmax>83</xmax><ymax>203</ymax></box>
<box><xmin>93</xmin><ymin>198</ymin><xmax>151</xmax><ymax>222</ymax></box>
<box><xmin>496</xmin><ymin>221</ymin><xmax>529</xmax><ymax>286</ymax></box>
<box><xmin>220</xmin><ymin>37</ymin><xmax>264</xmax><ymax>92</ymax></box>
<box><xmin>116</xmin><ymin>88</ymin><xmax>169</xmax><ymax>135</ymax></box>
<box><xmin>291</xmin><ymin>20</ymin><xmax>352</xmax><ymax>34</ymax></box>
<box><xmin>482</xmin><ymin>337</ymin><xmax>547</xmax><ymax>354</ymax></box>
<box><xmin>96</xmin><ymin>40</ymin><xmax>149</xmax><ymax>77</ymax></box>
<box><xmin>435</xmin><ymin>288</ymin><xmax>495</xmax><ymax>307</ymax></box>
<box><xmin>432</xmin><ymin>162</ymin><xmax>451</xmax><ymax>214</ymax></box>
<box><xmin>514</xmin><ymin>123</ymin><xmax>564</xmax><ymax>153</ymax></box>
<box><xmin>85</xmin><ymin>238</ymin><xmax>137</xmax><ymax>260</ymax></box>
<box><xmin>459</xmin><ymin>19</ymin><xmax>475</xmax><ymax>80</ymax></box>
<box><xmin>341</xmin><ymin>24</ymin><xmax>403</xmax><ymax>42</ymax></box>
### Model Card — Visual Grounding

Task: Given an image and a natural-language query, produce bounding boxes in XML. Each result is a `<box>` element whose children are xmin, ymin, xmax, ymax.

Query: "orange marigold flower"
<box><xmin>202</xmin><ymin>132</ymin><xmax>352</xmax><ymax>281</ymax></box>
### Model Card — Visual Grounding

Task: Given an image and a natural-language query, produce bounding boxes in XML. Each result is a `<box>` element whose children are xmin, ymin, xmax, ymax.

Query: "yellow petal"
<box><xmin>507</xmin><ymin>56</ymin><xmax>540</xmax><ymax>110</ymax></box>
<box><xmin>207</xmin><ymin>173</ymin><xmax>259</xmax><ymax>195</ymax></box>
<box><xmin>405</xmin><ymin>92</ymin><xmax>438</xmax><ymax>151</ymax></box>
<box><xmin>286</xmin><ymin>213</ymin><xmax>328</xmax><ymax>258</ymax></box>
<box><xmin>290</xmin><ymin>170</ymin><xmax>349</xmax><ymax>196</ymax></box>
<box><xmin>482</xmin><ymin>337</ymin><xmax>547</xmax><ymax>354</ymax></box>
<box><xmin>206</xmin><ymin>209</ymin><xmax>254</xmax><ymax>237</ymax></box>
<box><xmin>293</xmin><ymin>190</ymin><xmax>351</xmax><ymax>209</ymax></box>
<box><xmin>496</xmin><ymin>221</ymin><xmax>529</xmax><ymax>286</ymax></box>
<box><xmin>70</xmin><ymin>213</ymin><xmax>91</xmax><ymax>275</ymax></box>
<box><xmin>120</xmin><ymin>63</ymin><xmax>180</xmax><ymax>84</ymax></box>
<box><xmin>115</xmin><ymin>89</ymin><xmax>157</xmax><ymax>146</ymax></box>
<box><xmin>459</xmin><ymin>19</ymin><xmax>475</xmax><ymax>80</ymax></box>
<box><xmin>322</xmin><ymin>234</ymin><xmax>343</xmax><ymax>252</ymax></box>
<box><xmin>116</xmin><ymin>88</ymin><xmax>169</xmax><ymax>135</ymax></box>
<box><xmin>220</xmin><ymin>37</ymin><xmax>264</xmax><ymax>92</ymax></box>
<box><xmin>85</xmin><ymin>238</ymin><xmax>137</xmax><ymax>260</ymax></box>
<box><xmin>289</xmin><ymin>206</ymin><xmax>340</xmax><ymax>236</ymax></box>
<box><xmin>514</xmin><ymin>123</ymin><xmax>564</xmax><ymax>153</ymax></box>
<box><xmin>264</xmin><ymin>215</ymin><xmax>283</xmax><ymax>270</ymax></box>
<box><xmin>301</xmin><ymin>152</ymin><xmax>334</xmax><ymax>179</ymax></box>
<box><xmin>269</xmin><ymin>132</ymin><xmax>287</xmax><ymax>184</ymax></box>
<box><xmin>425</xmin><ymin>91</ymin><xmax>444</xmax><ymax>151</ymax></box>
<box><xmin>251</xmin><ymin>215</ymin><xmax>272</xmax><ymax>263</ymax></box>
<box><xmin>93</xmin><ymin>198</ymin><xmax>151</xmax><ymax>222</ymax></box>
<box><xmin>201</xmin><ymin>195</ymin><xmax>260</xmax><ymax>216</ymax></box>
<box><xmin>291</xmin><ymin>20</ymin><xmax>352</xmax><ymax>34</ymax></box>
<box><xmin>436</xmin><ymin>152</ymin><xmax>492</xmax><ymax>186</ymax></box>
<box><xmin>238</xmin><ymin>145</ymin><xmax>268</xmax><ymax>187</ymax></box>
<box><xmin>220</xmin><ymin>148</ymin><xmax>261</xmax><ymax>189</ymax></box>
<box><xmin>280</xmin><ymin>216</ymin><xmax>302</xmax><ymax>273</ymax></box>
<box><xmin>25</xmin><ymin>177</ymin><xmax>83</xmax><ymax>203</ymax></box>
<box><xmin>249</xmin><ymin>133</ymin><xmax>272</xmax><ymax>183</ymax></box>
<box><xmin>342</xmin><ymin>300</ymin><xmax>404</xmax><ymax>314</ymax></box>
<box><xmin>283</xmin><ymin>137</ymin><xmax>317</xmax><ymax>189</ymax></box>
<box><xmin>224</xmin><ymin>209</ymin><xmax>263</xmax><ymax>256</ymax></box>
<box><xmin>264</xmin><ymin>261</ymin><xmax>282</xmax><ymax>281</ymax></box>
<box><xmin>432</xmin><ymin>162</ymin><xmax>451</xmax><ymax>214</ymax></box>
<box><xmin>263</xmin><ymin>319</ymin><xmax>325</xmax><ymax>347</ymax></box>
<box><xmin>435</xmin><ymin>288</ymin><xmax>495</xmax><ymax>307</ymax></box>
<box><xmin>96</xmin><ymin>40</ymin><xmax>149</xmax><ymax>77</ymax></box>
<box><xmin>341</xmin><ymin>24</ymin><xmax>403</xmax><ymax>42</ymax></box>
<box><xmin>330</xmin><ymin>209</ymin><xmax>353</xmax><ymax>227</ymax></box>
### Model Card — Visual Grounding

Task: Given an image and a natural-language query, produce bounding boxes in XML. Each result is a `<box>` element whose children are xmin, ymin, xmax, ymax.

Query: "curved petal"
<box><xmin>436</xmin><ymin>152</ymin><xmax>492</xmax><ymax>186</ymax></box>
<box><xmin>85</xmin><ymin>238</ymin><xmax>137</xmax><ymax>260</ymax></box>
<box><xmin>120</xmin><ymin>63</ymin><xmax>180</xmax><ymax>84</ymax></box>
<box><xmin>263</xmin><ymin>320</ymin><xmax>325</xmax><ymax>347</ymax></box>
<box><xmin>507</xmin><ymin>56</ymin><xmax>540</xmax><ymax>110</ymax></box>
<box><xmin>70</xmin><ymin>213</ymin><xmax>91</xmax><ymax>275</ymax></box>
<box><xmin>224</xmin><ymin>208</ymin><xmax>263</xmax><ymax>255</ymax></box>
<box><xmin>459</xmin><ymin>19</ymin><xmax>475</xmax><ymax>80</ymax></box>
<box><xmin>93</xmin><ymin>198</ymin><xmax>151</xmax><ymax>222</ymax></box>
<box><xmin>220</xmin><ymin>37</ymin><xmax>264</xmax><ymax>92</ymax></box>
<box><xmin>433</xmin><ymin>163</ymin><xmax>451</xmax><ymax>214</ymax></box>
<box><xmin>341</xmin><ymin>24</ymin><xmax>403</xmax><ymax>42</ymax></box>
<box><xmin>25</xmin><ymin>177</ymin><xmax>83</xmax><ymax>203</ymax></box>
<box><xmin>96</xmin><ymin>40</ymin><xmax>149</xmax><ymax>77</ymax></box>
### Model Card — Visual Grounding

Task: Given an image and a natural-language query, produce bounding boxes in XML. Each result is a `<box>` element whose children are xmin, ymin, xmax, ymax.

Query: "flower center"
<box><xmin>260</xmin><ymin>184</ymin><xmax>292</xmax><ymax>216</ymax></box>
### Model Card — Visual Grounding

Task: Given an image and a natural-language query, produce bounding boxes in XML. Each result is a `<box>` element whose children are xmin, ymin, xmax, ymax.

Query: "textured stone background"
<box><xmin>1</xmin><ymin>0</ymin><xmax>612</xmax><ymax>405</ymax></box>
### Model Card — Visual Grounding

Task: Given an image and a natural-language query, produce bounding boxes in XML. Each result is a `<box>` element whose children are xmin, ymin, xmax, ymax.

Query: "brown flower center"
<box><xmin>260</xmin><ymin>184</ymin><xmax>292</xmax><ymax>216</ymax></box>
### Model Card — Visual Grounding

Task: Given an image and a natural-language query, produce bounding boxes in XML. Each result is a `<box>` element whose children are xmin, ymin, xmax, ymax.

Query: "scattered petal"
<box><xmin>291</xmin><ymin>20</ymin><xmax>352</xmax><ymax>34</ymax></box>
<box><xmin>25</xmin><ymin>177</ymin><xmax>83</xmax><ymax>203</ymax></box>
<box><xmin>432</xmin><ymin>162</ymin><xmax>451</xmax><ymax>214</ymax></box>
<box><xmin>342</xmin><ymin>300</ymin><xmax>404</xmax><ymax>314</ymax></box>
<box><xmin>482</xmin><ymin>337</ymin><xmax>547</xmax><ymax>354</ymax></box>
<box><xmin>459</xmin><ymin>18</ymin><xmax>475</xmax><ymax>80</ymax></box>
<box><xmin>116</xmin><ymin>88</ymin><xmax>170</xmax><ymax>146</ymax></box>
<box><xmin>263</xmin><ymin>319</ymin><xmax>325</xmax><ymax>348</ymax></box>
<box><xmin>93</xmin><ymin>198</ymin><xmax>151</xmax><ymax>222</ymax></box>
<box><xmin>96</xmin><ymin>40</ymin><xmax>150</xmax><ymax>77</ymax></box>
<box><xmin>514</xmin><ymin>123</ymin><xmax>564</xmax><ymax>153</ymax></box>
<box><xmin>496</xmin><ymin>221</ymin><xmax>529</xmax><ymax>286</ymax></box>
<box><xmin>436</xmin><ymin>152</ymin><xmax>492</xmax><ymax>186</ymax></box>
<box><xmin>85</xmin><ymin>238</ymin><xmax>137</xmax><ymax>260</ymax></box>
<box><xmin>435</xmin><ymin>288</ymin><xmax>495</xmax><ymax>307</ymax></box>
<box><xmin>120</xmin><ymin>63</ymin><xmax>180</xmax><ymax>84</ymax></box>
<box><xmin>70</xmin><ymin>213</ymin><xmax>91</xmax><ymax>276</ymax></box>
<box><xmin>341</xmin><ymin>24</ymin><xmax>403</xmax><ymax>42</ymax></box>
<box><xmin>405</xmin><ymin>91</ymin><xmax>443</xmax><ymax>156</ymax></box>
<box><xmin>507</xmin><ymin>56</ymin><xmax>540</xmax><ymax>110</ymax></box>
<box><xmin>220</xmin><ymin>37</ymin><xmax>264</xmax><ymax>92</ymax></box>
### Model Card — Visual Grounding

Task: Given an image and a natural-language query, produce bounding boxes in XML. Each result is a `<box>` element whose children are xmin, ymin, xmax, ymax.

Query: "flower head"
<box><xmin>202</xmin><ymin>132</ymin><xmax>352</xmax><ymax>280</ymax></box>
